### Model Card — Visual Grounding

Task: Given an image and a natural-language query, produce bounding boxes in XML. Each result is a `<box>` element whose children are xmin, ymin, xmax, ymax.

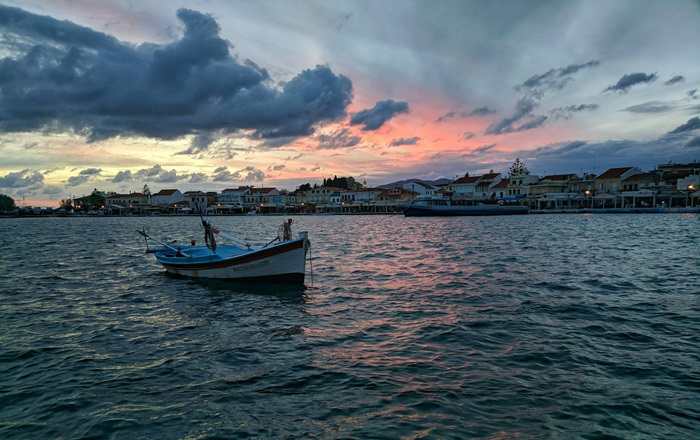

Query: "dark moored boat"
<box><xmin>403</xmin><ymin>196</ymin><xmax>528</xmax><ymax>217</ymax></box>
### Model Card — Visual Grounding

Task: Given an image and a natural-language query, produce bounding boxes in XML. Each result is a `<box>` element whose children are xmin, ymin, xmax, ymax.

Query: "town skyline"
<box><xmin>1</xmin><ymin>1</ymin><xmax>700</xmax><ymax>206</ymax></box>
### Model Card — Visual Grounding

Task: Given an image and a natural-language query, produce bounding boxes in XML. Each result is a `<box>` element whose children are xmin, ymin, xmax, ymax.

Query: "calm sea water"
<box><xmin>1</xmin><ymin>214</ymin><xmax>699</xmax><ymax>439</ymax></box>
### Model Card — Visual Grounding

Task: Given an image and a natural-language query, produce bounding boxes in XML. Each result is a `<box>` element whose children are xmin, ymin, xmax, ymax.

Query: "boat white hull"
<box><xmin>159</xmin><ymin>240</ymin><xmax>307</xmax><ymax>282</ymax></box>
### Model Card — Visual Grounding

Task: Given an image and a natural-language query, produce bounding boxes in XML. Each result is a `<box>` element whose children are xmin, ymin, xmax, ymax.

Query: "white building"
<box><xmin>150</xmin><ymin>189</ymin><xmax>183</xmax><ymax>206</ymax></box>
<box><xmin>341</xmin><ymin>189</ymin><xmax>382</xmax><ymax>204</ymax></box>
<box><xmin>402</xmin><ymin>181</ymin><xmax>439</xmax><ymax>197</ymax></box>
<box><xmin>183</xmin><ymin>191</ymin><xmax>208</xmax><ymax>210</ymax></box>
<box><xmin>677</xmin><ymin>174</ymin><xmax>700</xmax><ymax>191</ymax></box>
<box><xmin>218</xmin><ymin>187</ymin><xmax>250</xmax><ymax>207</ymax></box>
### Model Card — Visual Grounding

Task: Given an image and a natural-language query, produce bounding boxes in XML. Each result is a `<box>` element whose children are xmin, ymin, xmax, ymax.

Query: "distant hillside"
<box><xmin>378</xmin><ymin>178</ymin><xmax>452</xmax><ymax>189</ymax></box>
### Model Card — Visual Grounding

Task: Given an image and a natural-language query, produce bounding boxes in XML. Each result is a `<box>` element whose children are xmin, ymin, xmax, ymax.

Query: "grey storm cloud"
<box><xmin>603</xmin><ymin>72</ymin><xmax>658</xmax><ymax>93</ymax></box>
<box><xmin>487</xmin><ymin>60</ymin><xmax>598</xmax><ymax>135</ymax></box>
<box><xmin>486</xmin><ymin>96</ymin><xmax>543</xmax><ymax>134</ymax></box>
<box><xmin>664</xmin><ymin>75</ymin><xmax>684</xmax><ymax>86</ymax></box>
<box><xmin>668</xmin><ymin>117</ymin><xmax>700</xmax><ymax>134</ymax></box>
<box><xmin>688</xmin><ymin>89</ymin><xmax>698</xmax><ymax>100</ymax></box>
<box><xmin>134</xmin><ymin>165</ymin><xmax>185</xmax><ymax>183</ymax></box>
<box><xmin>520</xmin><ymin>133</ymin><xmax>699</xmax><ymax>174</ymax></box>
<box><xmin>66</xmin><ymin>167</ymin><xmax>101</xmax><ymax>187</ymax></box>
<box><xmin>518</xmin><ymin>60</ymin><xmax>599</xmax><ymax>92</ymax></box>
<box><xmin>435</xmin><ymin>106</ymin><xmax>495</xmax><ymax>122</ymax></box>
<box><xmin>550</xmin><ymin>104</ymin><xmax>599</xmax><ymax>119</ymax></box>
<box><xmin>317</xmin><ymin>128</ymin><xmax>361</xmax><ymax>149</ymax></box>
<box><xmin>470</xmin><ymin>144</ymin><xmax>497</xmax><ymax>155</ymax></box>
<box><xmin>112</xmin><ymin>170</ymin><xmax>132</xmax><ymax>183</ymax></box>
<box><xmin>686</xmin><ymin>136</ymin><xmax>700</xmax><ymax>148</ymax></box>
<box><xmin>622</xmin><ymin>101</ymin><xmax>675</xmax><ymax>114</ymax></box>
<box><xmin>178</xmin><ymin>132</ymin><xmax>216</xmax><ymax>155</ymax></box>
<box><xmin>188</xmin><ymin>172</ymin><xmax>207</xmax><ymax>183</ymax></box>
<box><xmin>389</xmin><ymin>136</ymin><xmax>420</xmax><ymax>146</ymax></box>
<box><xmin>469</xmin><ymin>106</ymin><xmax>497</xmax><ymax>116</ymax></box>
<box><xmin>0</xmin><ymin>168</ymin><xmax>44</xmax><ymax>188</ymax></box>
<box><xmin>0</xmin><ymin>5</ymin><xmax>353</xmax><ymax>145</ymax></box>
<box><xmin>212</xmin><ymin>166</ymin><xmax>265</xmax><ymax>182</ymax></box>
<box><xmin>350</xmin><ymin>99</ymin><xmax>409</xmax><ymax>130</ymax></box>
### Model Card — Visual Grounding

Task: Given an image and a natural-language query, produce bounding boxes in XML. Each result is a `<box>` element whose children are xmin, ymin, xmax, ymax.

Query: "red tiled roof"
<box><xmin>480</xmin><ymin>172</ymin><xmax>500</xmax><ymax>180</ymax></box>
<box><xmin>107</xmin><ymin>192</ymin><xmax>144</xmax><ymax>198</ymax></box>
<box><xmin>493</xmin><ymin>179</ymin><xmax>509</xmax><ymax>188</ymax></box>
<box><xmin>453</xmin><ymin>175</ymin><xmax>480</xmax><ymax>184</ymax></box>
<box><xmin>623</xmin><ymin>172</ymin><xmax>657</xmax><ymax>182</ymax></box>
<box><xmin>154</xmin><ymin>189</ymin><xmax>177</xmax><ymax>196</ymax></box>
<box><xmin>597</xmin><ymin>167</ymin><xmax>633</xmax><ymax>179</ymax></box>
<box><xmin>541</xmin><ymin>174</ymin><xmax>577</xmax><ymax>181</ymax></box>
<box><xmin>250</xmin><ymin>187</ymin><xmax>277</xmax><ymax>194</ymax></box>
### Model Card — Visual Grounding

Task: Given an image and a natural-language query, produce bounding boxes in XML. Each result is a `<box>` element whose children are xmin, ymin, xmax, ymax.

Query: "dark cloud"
<box><xmin>622</xmin><ymin>101</ymin><xmax>675</xmax><ymax>114</ymax></box>
<box><xmin>66</xmin><ymin>167</ymin><xmax>101</xmax><ymax>186</ymax></box>
<box><xmin>686</xmin><ymin>136</ymin><xmax>700</xmax><ymax>148</ymax></box>
<box><xmin>435</xmin><ymin>106</ymin><xmax>497</xmax><ymax>123</ymax></box>
<box><xmin>350</xmin><ymin>99</ymin><xmax>409</xmax><ymax>130</ymax></box>
<box><xmin>188</xmin><ymin>172</ymin><xmax>207</xmax><ymax>183</ymax></box>
<box><xmin>664</xmin><ymin>75</ymin><xmax>685</xmax><ymax>86</ymax></box>
<box><xmin>486</xmin><ymin>96</ymin><xmax>544</xmax><ymax>134</ymax></box>
<box><xmin>285</xmin><ymin>153</ymin><xmax>303</xmax><ymax>161</ymax></box>
<box><xmin>389</xmin><ymin>136</ymin><xmax>420</xmax><ymax>146</ymax></box>
<box><xmin>603</xmin><ymin>72</ymin><xmax>657</xmax><ymax>93</ymax></box>
<box><xmin>212</xmin><ymin>166</ymin><xmax>265</xmax><ymax>182</ymax></box>
<box><xmin>487</xmin><ymin>61</ymin><xmax>598</xmax><ymax>135</ymax></box>
<box><xmin>517</xmin><ymin>115</ymin><xmax>548</xmax><ymax>131</ymax></box>
<box><xmin>0</xmin><ymin>169</ymin><xmax>44</xmax><ymax>188</ymax></box>
<box><xmin>469</xmin><ymin>106</ymin><xmax>497</xmax><ymax>116</ymax></box>
<box><xmin>317</xmin><ymin>128</ymin><xmax>361</xmax><ymax>149</ymax></box>
<box><xmin>550</xmin><ymin>104</ymin><xmax>599</xmax><ymax>119</ymax></box>
<box><xmin>462</xmin><ymin>131</ymin><xmax>476</xmax><ymax>140</ymax></box>
<box><xmin>668</xmin><ymin>117</ymin><xmax>700</xmax><ymax>134</ymax></box>
<box><xmin>42</xmin><ymin>185</ymin><xmax>63</xmax><ymax>195</ymax></box>
<box><xmin>518</xmin><ymin>60</ymin><xmax>599</xmax><ymax>92</ymax></box>
<box><xmin>0</xmin><ymin>6</ymin><xmax>353</xmax><ymax>144</ymax></box>
<box><xmin>134</xmin><ymin>165</ymin><xmax>185</xmax><ymax>183</ymax></box>
<box><xmin>519</xmin><ymin>133</ymin><xmax>699</xmax><ymax>174</ymax></box>
<box><xmin>688</xmin><ymin>89</ymin><xmax>698</xmax><ymax>100</ymax></box>
<box><xmin>112</xmin><ymin>170</ymin><xmax>132</xmax><ymax>183</ymax></box>
<box><xmin>268</xmin><ymin>164</ymin><xmax>286</xmax><ymax>171</ymax></box>
<box><xmin>178</xmin><ymin>132</ymin><xmax>216</xmax><ymax>155</ymax></box>
<box><xmin>470</xmin><ymin>144</ymin><xmax>497</xmax><ymax>155</ymax></box>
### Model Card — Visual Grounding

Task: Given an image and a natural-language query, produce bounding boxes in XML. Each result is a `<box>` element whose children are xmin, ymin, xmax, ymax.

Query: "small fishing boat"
<box><xmin>138</xmin><ymin>216</ymin><xmax>310</xmax><ymax>283</ymax></box>
<box><xmin>404</xmin><ymin>196</ymin><xmax>529</xmax><ymax>216</ymax></box>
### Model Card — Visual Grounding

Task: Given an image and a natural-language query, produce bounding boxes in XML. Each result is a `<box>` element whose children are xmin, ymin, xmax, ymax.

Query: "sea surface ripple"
<box><xmin>1</xmin><ymin>214</ymin><xmax>699</xmax><ymax>439</ymax></box>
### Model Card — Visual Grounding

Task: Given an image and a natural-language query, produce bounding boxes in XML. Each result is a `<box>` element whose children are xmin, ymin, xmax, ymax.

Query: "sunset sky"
<box><xmin>1</xmin><ymin>0</ymin><xmax>699</xmax><ymax>206</ymax></box>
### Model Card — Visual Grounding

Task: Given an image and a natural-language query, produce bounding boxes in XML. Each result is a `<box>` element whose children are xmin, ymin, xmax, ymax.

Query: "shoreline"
<box><xmin>2</xmin><ymin>207</ymin><xmax>699</xmax><ymax>219</ymax></box>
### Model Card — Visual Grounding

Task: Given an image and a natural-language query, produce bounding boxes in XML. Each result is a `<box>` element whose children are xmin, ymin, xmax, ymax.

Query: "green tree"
<box><xmin>0</xmin><ymin>194</ymin><xmax>16</xmax><ymax>211</ymax></box>
<box><xmin>508</xmin><ymin>158</ymin><xmax>529</xmax><ymax>177</ymax></box>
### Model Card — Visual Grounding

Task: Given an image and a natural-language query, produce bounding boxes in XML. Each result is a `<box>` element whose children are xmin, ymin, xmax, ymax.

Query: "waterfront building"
<box><xmin>474</xmin><ymin>172</ymin><xmax>501</xmax><ymax>199</ymax></box>
<box><xmin>74</xmin><ymin>189</ymin><xmax>107</xmax><ymax>211</ymax></box>
<box><xmin>528</xmin><ymin>174</ymin><xmax>583</xmax><ymax>209</ymax></box>
<box><xmin>151</xmin><ymin>189</ymin><xmax>183</xmax><ymax>206</ymax></box>
<box><xmin>183</xmin><ymin>191</ymin><xmax>208</xmax><ymax>210</ymax></box>
<box><xmin>402</xmin><ymin>181</ymin><xmax>439</xmax><ymax>197</ymax></box>
<box><xmin>620</xmin><ymin>172</ymin><xmax>660</xmax><ymax>208</ymax></box>
<box><xmin>219</xmin><ymin>187</ymin><xmax>250</xmax><ymax>207</ymax></box>
<box><xmin>104</xmin><ymin>192</ymin><xmax>148</xmax><ymax>214</ymax></box>
<box><xmin>449</xmin><ymin>175</ymin><xmax>480</xmax><ymax>199</ymax></box>
<box><xmin>506</xmin><ymin>174</ymin><xmax>539</xmax><ymax>200</ymax></box>
<box><xmin>245</xmin><ymin>187</ymin><xmax>282</xmax><ymax>209</ymax></box>
<box><xmin>594</xmin><ymin>167</ymin><xmax>642</xmax><ymax>193</ymax></box>
<box><xmin>657</xmin><ymin>162</ymin><xmax>700</xmax><ymax>185</ymax></box>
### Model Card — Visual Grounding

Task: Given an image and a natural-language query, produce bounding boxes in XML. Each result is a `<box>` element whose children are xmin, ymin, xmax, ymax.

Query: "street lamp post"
<box><xmin>689</xmin><ymin>184</ymin><xmax>695</xmax><ymax>208</ymax></box>
<box><xmin>584</xmin><ymin>189</ymin><xmax>591</xmax><ymax>209</ymax></box>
